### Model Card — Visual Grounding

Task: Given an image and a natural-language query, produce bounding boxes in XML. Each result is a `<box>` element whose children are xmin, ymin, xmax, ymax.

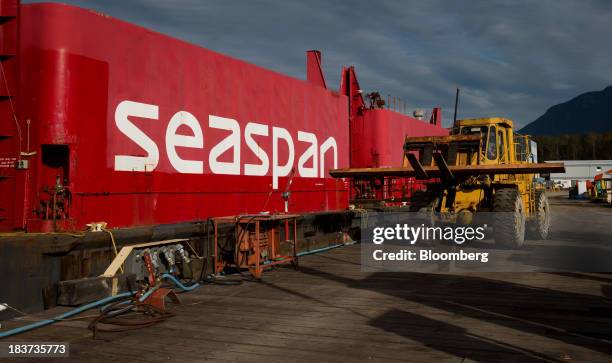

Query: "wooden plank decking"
<box><xmin>3</xmin><ymin>246</ymin><xmax>612</xmax><ymax>362</ymax></box>
<box><xmin>2</xmin><ymin>195</ymin><xmax>612</xmax><ymax>362</ymax></box>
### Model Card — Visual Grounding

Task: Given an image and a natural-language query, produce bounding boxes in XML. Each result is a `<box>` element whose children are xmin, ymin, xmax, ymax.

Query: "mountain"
<box><xmin>520</xmin><ymin>85</ymin><xmax>612</xmax><ymax>135</ymax></box>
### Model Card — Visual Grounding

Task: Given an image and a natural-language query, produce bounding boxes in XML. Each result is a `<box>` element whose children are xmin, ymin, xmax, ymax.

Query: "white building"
<box><xmin>545</xmin><ymin>160</ymin><xmax>612</xmax><ymax>189</ymax></box>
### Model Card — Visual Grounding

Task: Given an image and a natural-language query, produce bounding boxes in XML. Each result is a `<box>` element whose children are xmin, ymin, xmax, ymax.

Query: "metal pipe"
<box><xmin>453</xmin><ymin>87</ymin><xmax>460</xmax><ymax>129</ymax></box>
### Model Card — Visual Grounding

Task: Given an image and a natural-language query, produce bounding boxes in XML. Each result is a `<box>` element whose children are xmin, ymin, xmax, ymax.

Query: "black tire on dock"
<box><xmin>493</xmin><ymin>188</ymin><xmax>526</xmax><ymax>249</ymax></box>
<box><xmin>409</xmin><ymin>190</ymin><xmax>438</xmax><ymax>226</ymax></box>
<box><xmin>409</xmin><ymin>190</ymin><xmax>436</xmax><ymax>212</ymax></box>
<box><xmin>527</xmin><ymin>190</ymin><xmax>550</xmax><ymax>240</ymax></box>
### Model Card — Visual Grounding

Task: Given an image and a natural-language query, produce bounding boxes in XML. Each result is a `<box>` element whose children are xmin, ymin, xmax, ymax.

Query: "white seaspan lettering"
<box><xmin>113</xmin><ymin>100</ymin><xmax>338</xmax><ymax>189</ymax></box>
<box><xmin>166</xmin><ymin>111</ymin><xmax>204</xmax><ymax>174</ymax></box>
<box><xmin>114</xmin><ymin>100</ymin><xmax>160</xmax><ymax>172</ymax></box>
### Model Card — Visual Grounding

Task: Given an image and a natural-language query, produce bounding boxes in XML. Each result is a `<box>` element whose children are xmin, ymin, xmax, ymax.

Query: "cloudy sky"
<box><xmin>26</xmin><ymin>0</ymin><xmax>612</xmax><ymax>128</ymax></box>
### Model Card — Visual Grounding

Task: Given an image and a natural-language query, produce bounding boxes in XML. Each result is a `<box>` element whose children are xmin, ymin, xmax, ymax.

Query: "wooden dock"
<box><xmin>2</xmin><ymin>246</ymin><xmax>611</xmax><ymax>362</ymax></box>
<box><xmin>3</xmin><ymin>194</ymin><xmax>612</xmax><ymax>362</ymax></box>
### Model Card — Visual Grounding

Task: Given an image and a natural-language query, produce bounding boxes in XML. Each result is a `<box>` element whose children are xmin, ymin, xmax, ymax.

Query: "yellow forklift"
<box><xmin>330</xmin><ymin>117</ymin><xmax>565</xmax><ymax>248</ymax></box>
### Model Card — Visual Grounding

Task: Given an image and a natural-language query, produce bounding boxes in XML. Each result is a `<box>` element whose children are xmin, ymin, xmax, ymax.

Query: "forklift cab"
<box><xmin>458</xmin><ymin>118</ymin><xmax>515</xmax><ymax>165</ymax></box>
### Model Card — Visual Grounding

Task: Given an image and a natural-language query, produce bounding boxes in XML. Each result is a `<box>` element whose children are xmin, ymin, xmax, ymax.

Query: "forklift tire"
<box><xmin>409</xmin><ymin>190</ymin><xmax>436</xmax><ymax>212</ymax></box>
<box><xmin>493</xmin><ymin>188</ymin><xmax>526</xmax><ymax>249</ymax></box>
<box><xmin>527</xmin><ymin>191</ymin><xmax>550</xmax><ymax>240</ymax></box>
<box><xmin>409</xmin><ymin>190</ymin><xmax>438</xmax><ymax>226</ymax></box>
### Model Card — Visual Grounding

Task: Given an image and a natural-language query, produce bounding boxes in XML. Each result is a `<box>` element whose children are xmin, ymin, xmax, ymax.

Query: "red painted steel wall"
<box><xmin>0</xmin><ymin>1</ymin><xmax>22</xmax><ymax>231</ymax></box>
<box><xmin>0</xmin><ymin>3</ymin><xmax>350</xmax><ymax>231</ymax></box>
<box><xmin>350</xmin><ymin>109</ymin><xmax>448</xmax><ymax>168</ymax></box>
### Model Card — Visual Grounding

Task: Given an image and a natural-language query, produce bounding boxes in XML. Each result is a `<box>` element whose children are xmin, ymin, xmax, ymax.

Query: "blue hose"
<box><xmin>297</xmin><ymin>244</ymin><xmax>343</xmax><ymax>257</ymax></box>
<box><xmin>258</xmin><ymin>244</ymin><xmax>350</xmax><ymax>265</ymax></box>
<box><xmin>100</xmin><ymin>274</ymin><xmax>197</xmax><ymax>313</ymax></box>
<box><xmin>139</xmin><ymin>285</ymin><xmax>160</xmax><ymax>301</ymax></box>
<box><xmin>0</xmin><ymin>291</ymin><xmax>133</xmax><ymax>339</ymax></box>
<box><xmin>161</xmin><ymin>273</ymin><xmax>200</xmax><ymax>291</ymax></box>
<box><xmin>99</xmin><ymin>285</ymin><xmax>160</xmax><ymax>314</ymax></box>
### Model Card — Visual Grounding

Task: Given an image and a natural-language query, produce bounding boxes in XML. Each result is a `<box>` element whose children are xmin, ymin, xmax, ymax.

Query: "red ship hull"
<box><xmin>0</xmin><ymin>2</ymin><xmax>447</xmax><ymax>232</ymax></box>
<box><xmin>1</xmin><ymin>3</ymin><xmax>351</xmax><ymax>231</ymax></box>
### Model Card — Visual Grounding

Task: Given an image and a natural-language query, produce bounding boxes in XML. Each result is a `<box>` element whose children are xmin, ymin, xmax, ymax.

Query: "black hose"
<box><xmin>88</xmin><ymin>298</ymin><xmax>174</xmax><ymax>339</ymax></box>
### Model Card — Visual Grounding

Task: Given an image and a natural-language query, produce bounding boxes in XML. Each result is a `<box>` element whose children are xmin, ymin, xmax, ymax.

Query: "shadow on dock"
<box><xmin>291</xmin><ymin>266</ymin><xmax>612</xmax><ymax>362</ymax></box>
